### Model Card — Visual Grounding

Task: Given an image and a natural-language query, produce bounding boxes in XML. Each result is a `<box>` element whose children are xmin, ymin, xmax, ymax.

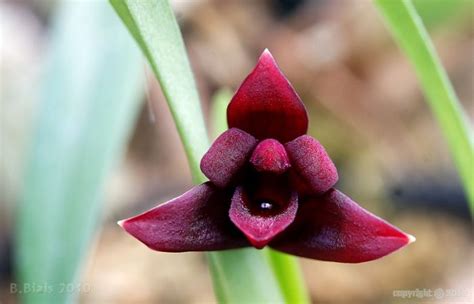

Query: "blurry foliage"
<box><xmin>15</xmin><ymin>1</ymin><xmax>143</xmax><ymax>303</ymax></box>
<box><xmin>376</xmin><ymin>0</ymin><xmax>473</xmax><ymax>213</ymax></box>
<box><xmin>414</xmin><ymin>0</ymin><xmax>473</xmax><ymax>29</ymax></box>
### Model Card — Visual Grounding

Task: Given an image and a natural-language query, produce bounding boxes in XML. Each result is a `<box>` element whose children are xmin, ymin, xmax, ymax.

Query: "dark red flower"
<box><xmin>119</xmin><ymin>50</ymin><xmax>414</xmax><ymax>263</ymax></box>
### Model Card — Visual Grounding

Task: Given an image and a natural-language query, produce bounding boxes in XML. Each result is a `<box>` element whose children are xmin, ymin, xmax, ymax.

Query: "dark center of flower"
<box><xmin>249</xmin><ymin>198</ymin><xmax>282</xmax><ymax>217</ymax></box>
<box><xmin>240</xmin><ymin>169</ymin><xmax>292</xmax><ymax>217</ymax></box>
<box><xmin>258</xmin><ymin>200</ymin><xmax>275</xmax><ymax>211</ymax></box>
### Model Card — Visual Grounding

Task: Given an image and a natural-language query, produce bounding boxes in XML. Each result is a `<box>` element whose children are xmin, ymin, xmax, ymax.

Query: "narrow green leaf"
<box><xmin>412</xmin><ymin>0</ymin><xmax>472</xmax><ymax>29</ymax></box>
<box><xmin>208</xmin><ymin>249</ymin><xmax>283</xmax><ymax>304</ymax></box>
<box><xmin>15</xmin><ymin>2</ymin><xmax>143</xmax><ymax>303</ymax></box>
<box><xmin>110</xmin><ymin>0</ymin><xmax>209</xmax><ymax>183</ymax></box>
<box><xmin>210</xmin><ymin>88</ymin><xmax>232</xmax><ymax>140</ymax></box>
<box><xmin>265</xmin><ymin>249</ymin><xmax>310</xmax><ymax>304</ymax></box>
<box><xmin>374</xmin><ymin>0</ymin><xmax>474</xmax><ymax>214</ymax></box>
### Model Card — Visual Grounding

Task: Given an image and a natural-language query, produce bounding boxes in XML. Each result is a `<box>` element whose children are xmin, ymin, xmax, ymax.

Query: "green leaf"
<box><xmin>265</xmin><ymin>249</ymin><xmax>310</xmax><ymax>304</ymax></box>
<box><xmin>208</xmin><ymin>249</ymin><xmax>284</xmax><ymax>304</ymax></box>
<box><xmin>412</xmin><ymin>0</ymin><xmax>472</xmax><ymax>29</ymax></box>
<box><xmin>110</xmin><ymin>0</ymin><xmax>209</xmax><ymax>183</ymax></box>
<box><xmin>15</xmin><ymin>2</ymin><xmax>144</xmax><ymax>303</ymax></box>
<box><xmin>374</xmin><ymin>0</ymin><xmax>474</xmax><ymax>215</ymax></box>
<box><xmin>209</xmin><ymin>88</ymin><xmax>233</xmax><ymax>140</ymax></box>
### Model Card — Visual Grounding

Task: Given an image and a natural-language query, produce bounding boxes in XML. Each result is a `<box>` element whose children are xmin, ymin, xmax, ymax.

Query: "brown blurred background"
<box><xmin>1</xmin><ymin>0</ymin><xmax>473</xmax><ymax>303</ymax></box>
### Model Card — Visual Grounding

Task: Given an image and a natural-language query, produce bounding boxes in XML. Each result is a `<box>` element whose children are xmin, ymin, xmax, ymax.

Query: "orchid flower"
<box><xmin>119</xmin><ymin>50</ymin><xmax>414</xmax><ymax>263</ymax></box>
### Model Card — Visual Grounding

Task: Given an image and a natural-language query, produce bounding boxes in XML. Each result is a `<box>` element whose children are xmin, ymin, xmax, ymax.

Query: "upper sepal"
<box><xmin>227</xmin><ymin>49</ymin><xmax>308</xmax><ymax>143</ymax></box>
<box><xmin>270</xmin><ymin>189</ymin><xmax>414</xmax><ymax>263</ymax></box>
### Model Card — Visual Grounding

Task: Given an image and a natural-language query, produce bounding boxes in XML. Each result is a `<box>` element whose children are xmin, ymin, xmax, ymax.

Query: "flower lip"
<box><xmin>227</xmin><ymin>49</ymin><xmax>308</xmax><ymax>143</ymax></box>
<box><xmin>229</xmin><ymin>175</ymin><xmax>298</xmax><ymax>249</ymax></box>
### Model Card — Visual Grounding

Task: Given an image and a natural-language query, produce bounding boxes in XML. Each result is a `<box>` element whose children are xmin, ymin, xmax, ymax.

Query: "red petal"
<box><xmin>200</xmin><ymin>128</ymin><xmax>257</xmax><ymax>187</ymax></box>
<box><xmin>270</xmin><ymin>189</ymin><xmax>414</xmax><ymax>263</ymax></box>
<box><xmin>229</xmin><ymin>186</ymin><xmax>298</xmax><ymax>249</ymax></box>
<box><xmin>285</xmin><ymin>135</ymin><xmax>338</xmax><ymax>195</ymax></box>
<box><xmin>250</xmin><ymin>139</ymin><xmax>291</xmax><ymax>174</ymax></box>
<box><xmin>227</xmin><ymin>49</ymin><xmax>308</xmax><ymax>143</ymax></box>
<box><xmin>119</xmin><ymin>183</ymin><xmax>248</xmax><ymax>252</ymax></box>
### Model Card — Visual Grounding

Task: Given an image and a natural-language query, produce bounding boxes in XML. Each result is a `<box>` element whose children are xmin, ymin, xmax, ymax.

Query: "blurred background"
<box><xmin>1</xmin><ymin>0</ymin><xmax>472</xmax><ymax>303</ymax></box>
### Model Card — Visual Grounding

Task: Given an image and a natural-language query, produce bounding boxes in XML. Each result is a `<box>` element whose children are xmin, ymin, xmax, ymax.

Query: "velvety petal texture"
<box><xmin>120</xmin><ymin>49</ymin><xmax>413</xmax><ymax>263</ymax></box>
<box><xmin>229</xmin><ymin>187</ymin><xmax>298</xmax><ymax>249</ymax></box>
<box><xmin>227</xmin><ymin>50</ymin><xmax>308</xmax><ymax>143</ymax></box>
<box><xmin>270</xmin><ymin>189</ymin><xmax>414</xmax><ymax>263</ymax></box>
<box><xmin>120</xmin><ymin>183</ymin><xmax>248</xmax><ymax>252</ymax></box>
<box><xmin>250</xmin><ymin>139</ymin><xmax>291</xmax><ymax>174</ymax></box>
<box><xmin>286</xmin><ymin>135</ymin><xmax>338</xmax><ymax>195</ymax></box>
<box><xmin>201</xmin><ymin>128</ymin><xmax>257</xmax><ymax>187</ymax></box>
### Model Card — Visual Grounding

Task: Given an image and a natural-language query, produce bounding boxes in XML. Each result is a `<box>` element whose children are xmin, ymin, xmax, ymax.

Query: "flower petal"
<box><xmin>119</xmin><ymin>183</ymin><xmax>248</xmax><ymax>252</ymax></box>
<box><xmin>229</xmin><ymin>186</ymin><xmax>298</xmax><ymax>249</ymax></box>
<box><xmin>250</xmin><ymin>139</ymin><xmax>291</xmax><ymax>174</ymax></box>
<box><xmin>227</xmin><ymin>49</ymin><xmax>308</xmax><ymax>143</ymax></box>
<box><xmin>200</xmin><ymin>128</ymin><xmax>257</xmax><ymax>188</ymax></box>
<box><xmin>285</xmin><ymin>135</ymin><xmax>338</xmax><ymax>195</ymax></box>
<box><xmin>270</xmin><ymin>189</ymin><xmax>414</xmax><ymax>263</ymax></box>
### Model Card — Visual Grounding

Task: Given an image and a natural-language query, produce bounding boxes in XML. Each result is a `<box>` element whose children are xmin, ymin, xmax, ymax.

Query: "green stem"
<box><xmin>375</xmin><ymin>0</ymin><xmax>474</xmax><ymax>214</ymax></box>
<box><xmin>207</xmin><ymin>249</ymin><xmax>283</xmax><ymax>304</ymax></box>
<box><xmin>265</xmin><ymin>249</ymin><xmax>311</xmax><ymax>304</ymax></box>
